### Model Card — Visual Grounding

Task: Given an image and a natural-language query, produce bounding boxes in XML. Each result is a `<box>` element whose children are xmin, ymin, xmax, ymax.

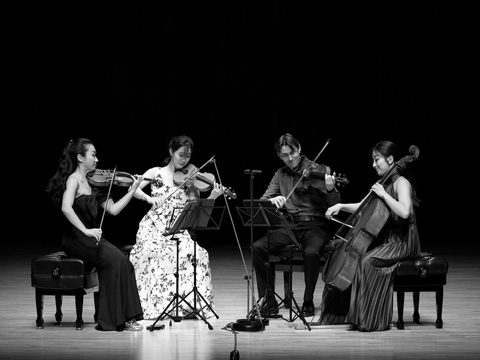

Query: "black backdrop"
<box><xmin>12</xmin><ymin>1</ymin><xmax>474</xmax><ymax>252</ymax></box>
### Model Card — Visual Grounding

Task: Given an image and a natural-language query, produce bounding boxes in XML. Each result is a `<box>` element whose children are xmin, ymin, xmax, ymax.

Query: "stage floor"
<box><xmin>1</xmin><ymin>239</ymin><xmax>479</xmax><ymax>360</ymax></box>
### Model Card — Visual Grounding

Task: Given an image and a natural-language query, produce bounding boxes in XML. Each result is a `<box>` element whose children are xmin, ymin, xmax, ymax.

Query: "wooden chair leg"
<box><xmin>412</xmin><ymin>291</ymin><xmax>420</xmax><ymax>323</ymax></box>
<box><xmin>396</xmin><ymin>290</ymin><xmax>405</xmax><ymax>330</ymax></box>
<box><xmin>435</xmin><ymin>287</ymin><xmax>444</xmax><ymax>328</ymax></box>
<box><xmin>74</xmin><ymin>294</ymin><xmax>84</xmax><ymax>330</ymax></box>
<box><xmin>35</xmin><ymin>289</ymin><xmax>44</xmax><ymax>329</ymax></box>
<box><xmin>54</xmin><ymin>294</ymin><xmax>63</xmax><ymax>323</ymax></box>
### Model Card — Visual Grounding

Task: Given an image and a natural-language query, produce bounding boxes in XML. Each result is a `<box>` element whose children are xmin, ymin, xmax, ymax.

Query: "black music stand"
<box><xmin>237</xmin><ymin>200</ymin><xmax>292</xmax><ymax>320</ymax></box>
<box><xmin>237</xmin><ymin>200</ymin><xmax>311</xmax><ymax>329</ymax></box>
<box><xmin>147</xmin><ymin>199</ymin><xmax>223</xmax><ymax>331</ymax></box>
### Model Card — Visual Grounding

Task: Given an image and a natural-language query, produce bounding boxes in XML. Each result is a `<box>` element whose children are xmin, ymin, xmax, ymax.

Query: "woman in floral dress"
<box><xmin>129</xmin><ymin>135</ymin><xmax>223</xmax><ymax>320</ymax></box>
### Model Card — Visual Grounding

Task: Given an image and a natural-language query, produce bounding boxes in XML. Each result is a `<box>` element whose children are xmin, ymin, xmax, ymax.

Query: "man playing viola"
<box><xmin>252</xmin><ymin>133</ymin><xmax>341</xmax><ymax>318</ymax></box>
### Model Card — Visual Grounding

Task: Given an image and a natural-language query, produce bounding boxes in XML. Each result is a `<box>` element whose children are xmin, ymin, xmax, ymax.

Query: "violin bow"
<box><xmin>284</xmin><ymin>138</ymin><xmax>331</xmax><ymax>201</ymax></box>
<box><xmin>99</xmin><ymin>166</ymin><xmax>117</xmax><ymax>230</ymax></box>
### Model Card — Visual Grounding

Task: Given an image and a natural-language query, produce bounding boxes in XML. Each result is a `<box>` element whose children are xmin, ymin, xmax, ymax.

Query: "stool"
<box><xmin>31</xmin><ymin>252</ymin><xmax>99</xmax><ymax>330</ymax></box>
<box><xmin>269</xmin><ymin>243</ymin><xmax>333</xmax><ymax>321</ymax></box>
<box><xmin>394</xmin><ymin>254</ymin><xmax>448</xmax><ymax>329</ymax></box>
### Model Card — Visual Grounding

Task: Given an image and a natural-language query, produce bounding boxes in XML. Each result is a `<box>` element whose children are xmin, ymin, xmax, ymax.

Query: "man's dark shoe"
<box><xmin>260</xmin><ymin>300</ymin><xmax>279</xmax><ymax>317</ymax></box>
<box><xmin>300</xmin><ymin>301</ymin><xmax>315</xmax><ymax>317</ymax></box>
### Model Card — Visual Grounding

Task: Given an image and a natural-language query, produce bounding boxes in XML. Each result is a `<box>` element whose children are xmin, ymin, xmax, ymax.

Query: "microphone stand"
<box><xmin>228</xmin><ymin>169</ymin><xmax>265</xmax><ymax>331</ymax></box>
<box><xmin>246</xmin><ymin>170</ymin><xmax>257</xmax><ymax>319</ymax></box>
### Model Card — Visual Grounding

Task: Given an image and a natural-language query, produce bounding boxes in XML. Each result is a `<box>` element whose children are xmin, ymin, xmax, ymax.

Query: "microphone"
<box><xmin>208</xmin><ymin>155</ymin><xmax>216</xmax><ymax>163</ymax></box>
<box><xmin>244</xmin><ymin>169</ymin><xmax>262</xmax><ymax>175</ymax></box>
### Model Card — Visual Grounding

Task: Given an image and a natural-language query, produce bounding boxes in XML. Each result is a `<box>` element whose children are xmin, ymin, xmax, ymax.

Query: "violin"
<box><xmin>322</xmin><ymin>145</ymin><xmax>420</xmax><ymax>292</ymax></box>
<box><xmin>285</xmin><ymin>138</ymin><xmax>333</xmax><ymax>201</ymax></box>
<box><xmin>285</xmin><ymin>146</ymin><xmax>349</xmax><ymax>200</ymax></box>
<box><xmin>296</xmin><ymin>164</ymin><xmax>350</xmax><ymax>189</ymax></box>
<box><xmin>87</xmin><ymin>168</ymin><xmax>151</xmax><ymax>231</ymax></box>
<box><xmin>173</xmin><ymin>164</ymin><xmax>237</xmax><ymax>199</ymax></box>
<box><xmin>87</xmin><ymin>169</ymin><xmax>152</xmax><ymax>187</ymax></box>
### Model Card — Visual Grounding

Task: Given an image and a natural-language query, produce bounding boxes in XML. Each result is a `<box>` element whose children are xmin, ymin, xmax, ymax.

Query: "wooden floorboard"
<box><xmin>1</xmin><ymin>240</ymin><xmax>479</xmax><ymax>360</ymax></box>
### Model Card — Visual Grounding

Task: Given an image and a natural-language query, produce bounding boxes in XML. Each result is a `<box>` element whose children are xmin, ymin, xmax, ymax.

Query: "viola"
<box><xmin>322</xmin><ymin>145</ymin><xmax>420</xmax><ymax>292</ymax></box>
<box><xmin>284</xmin><ymin>138</ymin><xmax>332</xmax><ymax>201</ymax></box>
<box><xmin>297</xmin><ymin>166</ymin><xmax>350</xmax><ymax>189</ymax></box>
<box><xmin>173</xmin><ymin>164</ymin><xmax>237</xmax><ymax>199</ymax></box>
<box><xmin>87</xmin><ymin>169</ymin><xmax>152</xmax><ymax>187</ymax></box>
<box><xmin>288</xmin><ymin>158</ymin><xmax>349</xmax><ymax>196</ymax></box>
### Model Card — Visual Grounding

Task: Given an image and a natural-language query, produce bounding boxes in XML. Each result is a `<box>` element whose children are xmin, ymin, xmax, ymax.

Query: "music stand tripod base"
<box><xmin>150</xmin><ymin>199</ymin><xmax>220</xmax><ymax>331</ymax></box>
<box><xmin>146</xmin><ymin>323</ymin><xmax>166</xmax><ymax>331</ymax></box>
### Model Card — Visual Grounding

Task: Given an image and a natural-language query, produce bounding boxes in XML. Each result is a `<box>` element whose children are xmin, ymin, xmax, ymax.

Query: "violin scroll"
<box><xmin>334</xmin><ymin>173</ymin><xmax>349</xmax><ymax>188</ymax></box>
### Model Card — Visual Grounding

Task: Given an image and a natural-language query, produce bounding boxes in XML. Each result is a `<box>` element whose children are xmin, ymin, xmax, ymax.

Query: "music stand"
<box><xmin>237</xmin><ymin>200</ymin><xmax>311</xmax><ymax>329</ymax></box>
<box><xmin>147</xmin><ymin>199</ymin><xmax>223</xmax><ymax>331</ymax></box>
<box><xmin>237</xmin><ymin>200</ymin><xmax>291</xmax><ymax>320</ymax></box>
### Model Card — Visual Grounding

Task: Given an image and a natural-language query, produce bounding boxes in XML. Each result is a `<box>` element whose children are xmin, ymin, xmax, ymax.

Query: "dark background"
<box><xmin>12</xmin><ymin>1</ymin><xmax>474</xmax><ymax>253</ymax></box>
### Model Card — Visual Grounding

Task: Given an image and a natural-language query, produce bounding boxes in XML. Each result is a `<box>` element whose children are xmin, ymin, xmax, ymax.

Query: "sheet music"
<box><xmin>163</xmin><ymin>199</ymin><xmax>218</xmax><ymax>236</ymax></box>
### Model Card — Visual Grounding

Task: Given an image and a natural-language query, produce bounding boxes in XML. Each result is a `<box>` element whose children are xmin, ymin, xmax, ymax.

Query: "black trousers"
<box><xmin>251</xmin><ymin>219</ymin><xmax>330</xmax><ymax>303</ymax></box>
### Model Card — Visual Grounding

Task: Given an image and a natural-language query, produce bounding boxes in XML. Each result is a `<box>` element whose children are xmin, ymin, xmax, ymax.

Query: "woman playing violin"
<box><xmin>45</xmin><ymin>138</ymin><xmax>144</xmax><ymax>331</ymax></box>
<box><xmin>129</xmin><ymin>135</ymin><xmax>223</xmax><ymax>320</ymax></box>
<box><xmin>320</xmin><ymin>140</ymin><xmax>421</xmax><ymax>332</ymax></box>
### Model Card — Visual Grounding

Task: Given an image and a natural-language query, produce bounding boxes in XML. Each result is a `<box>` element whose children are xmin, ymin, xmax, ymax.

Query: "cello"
<box><xmin>322</xmin><ymin>145</ymin><xmax>420</xmax><ymax>292</ymax></box>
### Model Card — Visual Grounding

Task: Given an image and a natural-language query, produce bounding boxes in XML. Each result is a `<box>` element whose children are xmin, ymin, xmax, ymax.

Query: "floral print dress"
<box><xmin>129</xmin><ymin>166</ymin><xmax>216</xmax><ymax>320</ymax></box>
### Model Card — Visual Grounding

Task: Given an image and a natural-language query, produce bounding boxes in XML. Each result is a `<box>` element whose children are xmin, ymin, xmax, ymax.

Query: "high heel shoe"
<box><xmin>124</xmin><ymin>319</ymin><xmax>143</xmax><ymax>331</ymax></box>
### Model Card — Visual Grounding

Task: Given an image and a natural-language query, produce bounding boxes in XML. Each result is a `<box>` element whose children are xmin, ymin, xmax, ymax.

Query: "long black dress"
<box><xmin>320</xmin><ymin>175</ymin><xmax>421</xmax><ymax>331</ymax></box>
<box><xmin>62</xmin><ymin>189</ymin><xmax>143</xmax><ymax>331</ymax></box>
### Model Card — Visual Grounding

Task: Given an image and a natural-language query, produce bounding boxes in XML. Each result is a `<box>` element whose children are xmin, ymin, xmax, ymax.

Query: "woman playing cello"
<box><xmin>320</xmin><ymin>141</ymin><xmax>421</xmax><ymax>331</ymax></box>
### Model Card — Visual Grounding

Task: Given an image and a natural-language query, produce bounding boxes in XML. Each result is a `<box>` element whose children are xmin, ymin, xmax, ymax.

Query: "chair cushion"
<box><xmin>121</xmin><ymin>245</ymin><xmax>134</xmax><ymax>257</ymax></box>
<box><xmin>396</xmin><ymin>256</ymin><xmax>449</xmax><ymax>277</ymax></box>
<box><xmin>31</xmin><ymin>252</ymin><xmax>98</xmax><ymax>291</ymax></box>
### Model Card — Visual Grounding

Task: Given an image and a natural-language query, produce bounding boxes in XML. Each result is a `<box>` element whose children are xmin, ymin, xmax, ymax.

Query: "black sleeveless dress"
<box><xmin>62</xmin><ymin>189</ymin><xmax>143</xmax><ymax>330</ymax></box>
<box><xmin>320</xmin><ymin>176</ymin><xmax>421</xmax><ymax>331</ymax></box>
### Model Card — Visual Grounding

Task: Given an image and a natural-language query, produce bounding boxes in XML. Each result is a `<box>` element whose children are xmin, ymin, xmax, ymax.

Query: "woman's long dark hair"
<box><xmin>161</xmin><ymin>135</ymin><xmax>194</xmax><ymax>167</ymax></box>
<box><xmin>46</xmin><ymin>138</ymin><xmax>93</xmax><ymax>208</ymax></box>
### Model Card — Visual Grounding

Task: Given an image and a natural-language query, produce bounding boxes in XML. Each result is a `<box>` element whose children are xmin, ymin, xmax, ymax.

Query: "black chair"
<box><xmin>394</xmin><ymin>254</ymin><xmax>448</xmax><ymax>329</ymax></box>
<box><xmin>269</xmin><ymin>243</ymin><xmax>333</xmax><ymax>321</ymax></box>
<box><xmin>31</xmin><ymin>252</ymin><xmax>99</xmax><ymax>330</ymax></box>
